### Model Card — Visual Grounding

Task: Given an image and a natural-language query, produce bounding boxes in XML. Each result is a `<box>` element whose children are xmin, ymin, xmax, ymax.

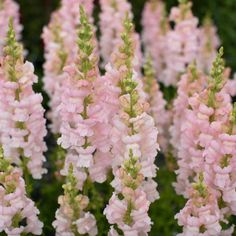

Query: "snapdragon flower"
<box><xmin>42</xmin><ymin>0</ymin><xmax>94</xmax><ymax>134</ymax></box>
<box><xmin>197</xmin><ymin>17</ymin><xmax>220</xmax><ymax>73</ymax></box>
<box><xmin>0</xmin><ymin>146</ymin><xmax>43</xmax><ymax>235</ymax></box>
<box><xmin>142</xmin><ymin>0</ymin><xmax>169</xmax><ymax>80</ymax></box>
<box><xmin>160</xmin><ymin>0</ymin><xmax>200</xmax><ymax>86</ymax></box>
<box><xmin>99</xmin><ymin>0</ymin><xmax>142</xmax><ymax>71</ymax></box>
<box><xmin>53</xmin><ymin>164</ymin><xmax>97</xmax><ymax>236</ymax></box>
<box><xmin>143</xmin><ymin>55</ymin><xmax>171</xmax><ymax>152</ymax></box>
<box><xmin>170</xmin><ymin>63</ymin><xmax>207</xmax><ymax>157</ymax></box>
<box><xmin>0</xmin><ymin>19</ymin><xmax>47</xmax><ymax>179</ymax></box>
<box><xmin>104</xmin><ymin>16</ymin><xmax>160</xmax><ymax>235</ymax></box>
<box><xmin>54</xmin><ymin>7</ymin><xmax>112</xmax><ymax>235</ymax></box>
<box><xmin>176</xmin><ymin>48</ymin><xmax>236</xmax><ymax>234</ymax></box>
<box><xmin>0</xmin><ymin>0</ymin><xmax>22</xmax><ymax>55</ymax></box>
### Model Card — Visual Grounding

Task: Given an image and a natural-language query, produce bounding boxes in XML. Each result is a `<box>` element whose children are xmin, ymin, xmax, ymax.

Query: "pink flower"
<box><xmin>99</xmin><ymin>0</ymin><xmax>142</xmax><ymax>72</ymax></box>
<box><xmin>0</xmin><ymin>165</ymin><xmax>43</xmax><ymax>235</ymax></box>
<box><xmin>0</xmin><ymin>28</ymin><xmax>47</xmax><ymax>179</ymax></box>
<box><xmin>142</xmin><ymin>0</ymin><xmax>169</xmax><ymax>79</ymax></box>
<box><xmin>0</xmin><ymin>0</ymin><xmax>22</xmax><ymax>55</ymax></box>
<box><xmin>42</xmin><ymin>0</ymin><xmax>94</xmax><ymax>134</ymax></box>
<box><xmin>175</xmin><ymin>49</ymin><xmax>236</xmax><ymax>234</ymax></box>
<box><xmin>75</xmin><ymin>212</ymin><xmax>98</xmax><ymax>236</ymax></box>
<box><xmin>176</xmin><ymin>186</ymin><xmax>222</xmax><ymax>236</ymax></box>
<box><xmin>170</xmin><ymin>64</ymin><xmax>208</xmax><ymax>159</ymax></box>
<box><xmin>104</xmin><ymin>190</ymin><xmax>151</xmax><ymax>235</ymax></box>
<box><xmin>160</xmin><ymin>2</ymin><xmax>200</xmax><ymax>86</ymax></box>
<box><xmin>197</xmin><ymin>18</ymin><xmax>220</xmax><ymax>73</ymax></box>
<box><xmin>103</xmin><ymin>16</ymin><xmax>159</xmax><ymax>235</ymax></box>
<box><xmin>99</xmin><ymin>0</ymin><xmax>132</xmax><ymax>66</ymax></box>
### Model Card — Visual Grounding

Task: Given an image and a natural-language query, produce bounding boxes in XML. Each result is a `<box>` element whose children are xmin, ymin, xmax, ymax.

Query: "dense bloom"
<box><xmin>197</xmin><ymin>17</ymin><xmax>220</xmax><ymax>73</ymax></box>
<box><xmin>170</xmin><ymin>63</ymin><xmax>207</xmax><ymax>156</ymax></box>
<box><xmin>57</xmin><ymin>7</ymin><xmax>110</xmax><ymax>182</ymax></box>
<box><xmin>0</xmin><ymin>147</ymin><xmax>43</xmax><ymax>235</ymax></box>
<box><xmin>42</xmin><ymin>0</ymin><xmax>94</xmax><ymax>134</ymax></box>
<box><xmin>99</xmin><ymin>0</ymin><xmax>142</xmax><ymax>71</ymax></box>
<box><xmin>54</xmin><ymin>7</ymin><xmax>110</xmax><ymax>235</ymax></box>
<box><xmin>160</xmin><ymin>1</ymin><xmax>200</xmax><ymax>86</ymax></box>
<box><xmin>0</xmin><ymin>0</ymin><xmax>22</xmax><ymax>55</ymax></box>
<box><xmin>0</xmin><ymin>20</ymin><xmax>47</xmax><ymax>179</ymax></box>
<box><xmin>176</xmin><ymin>178</ymin><xmax>223</xmax><ymax>236</ymax></box>
<box><xmin>105</xmin><ymin>189</ymin><xmax>152</xmax><ymax>235</ymax></box>
<box><xmin>143</xmin><ymin>55</ymin><xmax>171</xmax><ymax>152</ymax></box>
<box><xmin>142</xmin><ymin>0</ymin><xmax>169</xmax><ymax>80</ymax></box>
<box><xmin>53</xmin><ymin>165</ymin><xmax>98</xmax><ymax>236</ymax></box>
<box><xmin>176</xmin><ymin>48</ymin><xmax>236</xmax><ymax>234</ymax></box>
<box><xmin>104</xmin><ymin>16</ymin><xmax>159</xmax><ymax>235</ymax></box>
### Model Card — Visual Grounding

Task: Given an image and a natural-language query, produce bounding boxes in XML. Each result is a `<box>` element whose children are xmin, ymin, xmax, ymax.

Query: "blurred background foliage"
<box><xmin>13</xmin><ymin>0</ymin><xmax>236</xmax><ymax>235</ymax></box>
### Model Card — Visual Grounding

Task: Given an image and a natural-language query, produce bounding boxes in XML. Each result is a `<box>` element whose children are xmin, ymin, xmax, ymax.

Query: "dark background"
<box><xmin>12</xmin><ymin>0</ymin><xmax>236</xmax><ymax>235</ymax></box>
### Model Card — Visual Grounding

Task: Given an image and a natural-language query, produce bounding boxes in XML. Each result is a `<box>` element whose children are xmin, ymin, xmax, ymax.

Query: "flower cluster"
<box><xmin>0</xmin><ymin>0</ymin><xmax>22</xmax><ymax>55</ymax></box>
<box><xmin>99</xmin><ymin>0</ymin><xmax>142</xmax><ymax>72</ymax></box>
<box><xmin>42</xmin><ymin>0</ymin><xmax>94</xmax><ymax>134</ymax></box>
<box><xmin>170</xmin><ymin>63</ymin><xmax>207</xmax><ymax>157</ymax></box>
<box><xmin>197</xmin><ymin>17</ymin><xmax>220</xmax><ymax>73</ymax></box>
<box><xmin>0</xmin><ymin>146</ymin><xmax>43</xmax><ymax>236</ymax></box>
<box><xmin>162</xmin><ymin>0</ymin><xmax>199</xmax><ymax>86</ymax></box>
<box><xmin>0</xmin><ymin>19</ymin><xmax>47</xmax><ymax>179</ymax></box>
<box><xmin>103</xmin><ymin>16</ymin><xmax>159</xmax><ymax>235</ymax></box>
<box><xmin>142</xmin><ymin>0</ymin><xmax>169</xmax><ymax>78</ymax></box>
<box><xmin>143</xmin><ymin>55</ymin><xmax>171</xmax><ymax>152</ymax></box>
<box><xmin>54</xmin><ymin>7</ymin><xmax>111</xmax><ymax>235</ymax></box>
<box><xmin>175</xmin><ymin>48</ymin><xmax>236</xmax><ymax>234</ymax></box>
<box><xmin>142</xmin><ymin>0</ymin><xmax>222</xmax><ymax>87</ymax></box>
<box><xmin>53</xmin><ymin>164</ymin><xmax>97</xmax><ymax>236</ymax></box>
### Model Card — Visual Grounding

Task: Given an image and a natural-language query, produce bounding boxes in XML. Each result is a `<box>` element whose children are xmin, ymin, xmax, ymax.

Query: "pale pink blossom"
<box><xmin>0</xmin><ymin>34</ymin><xmax>47</xmax><ymax>179</ymax></box>
<box><xmin>143</xmin><ymin>56</ymin><xmax>172</xmax><ymax>152</ymax></box>
<box><xmin>0</xmin><ymin>0</ymin><xmax>22</xmax><ymax>55</ymax></box>
<box><xmin>54</xmin><ymin>8</ymin><xmax>110</xmax><ymax>236</ymax></box>
<box><xmin>99</xmin><ymin>0</ymin><xmax>142</xmax><ymax>71</ymax></box>
<box><xmin>160</xmin><ymin>1</ymin><xmax>200</xmax><ymax>86</ymax></box>
<box><xmin>104</xmin><ymin>189</ymin><xmax>151</xmax><ymax>236</ymax></box>
<box><xmin>104</xmin><ymin>17</ymin><xmax>159</xmax><ymax>235</ymax></box>
<box><xmin>176</xmin><ymin>49</ymin><xmax>236</xmax><ymax>234</ymax></box>
<box><xmin>176</xmin><ymin>186</ymin><xmax>222</xmax><ymax>236</ymax></box>
<box><xmin>75</xmin><ymin>212</ymin><xmax>98</xmax><ymax>236</ymax></box>
<box><xmin>197</xmin><ymin>18</ymin><xmax>220</xmax><ymax>73</ymax></box>
<box><xmin>0</xmin><ymin>164</ymin><xmax>43</xmax><ymax>235</ymax></box>
<box><xmin>142</xmin><ymin>0</ymin><xmax>169</xmax><ymax>79</ymax></box>
<box><xmin>170</xmin><ymin>65</ymin><xmax>207</xmax><ymax>156</ymax></box>
<box><xmin>42</xmin><ymin>0</ymin><xmax>94</xmax><ymax>134</ymax></box>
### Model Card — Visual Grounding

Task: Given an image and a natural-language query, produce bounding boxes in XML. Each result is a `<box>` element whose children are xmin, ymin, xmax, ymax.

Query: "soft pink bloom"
<box><xmin>99</xmin><ymin>0</ymin><xmax>142</xmax><ymax>72</ymax></box>
<box><xmin>170</xmin><ymin>66</ymin><xmax>207</xmax><ymax>156</ymax></box>
<box><xmin>103</xmin><ymin>18</ymin><xmax>159</xmax><ymax>234</ymax></box>
<box><xmin>75</xmin><ymin>212</ymin><xmax>98</xmax><ymax>236</ymax></box>
<box><xmin>0</xmin><ymin>168</ymin><xmax>43</xmax><ymax>235</ymax></box>
<box><xmin>160</xmin><ymin>2</ymin><xmax>200</xmax><ymax>86</ymax></box>
<box><xmin>42</xmin><ymin>0</ymin><xmax>94</xmax><ymax>134</ymax></box>
<box><xmin>104</xmin><ymin>190</ymin><xmax>151</xmax><ymax>235</ymax></box>
<box><xmin>142</xmin><ymin>0</ymin><xmax>169</xmax><ymax>79</ymax></box>
<box><xmin>0</xmin><ymin>0</ymin><xmax>22</xmax><ymax>55</ymax></box>
<box><xmin>224</xmin><ymin>73</ymin><xmax>236</xmax><ymax>97</ymax></box>
<box><xmin>0</xmin><ymin>58</ymin><xmax>47</xmax><ymax>179</ymax></box>
<box><xmin>176</xmin><ymin>187</ymin><xmax>222</xmax><ymax>236</ymax></box>
<box><xmin>197</xmin><ymin>18</ymin><xmax>220</xmax><ymax>73</ymax></box>
<box><xmin>175</xmin><ymin>49</ymin><xmax>236</xmax><ymax>234</ymax></box>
